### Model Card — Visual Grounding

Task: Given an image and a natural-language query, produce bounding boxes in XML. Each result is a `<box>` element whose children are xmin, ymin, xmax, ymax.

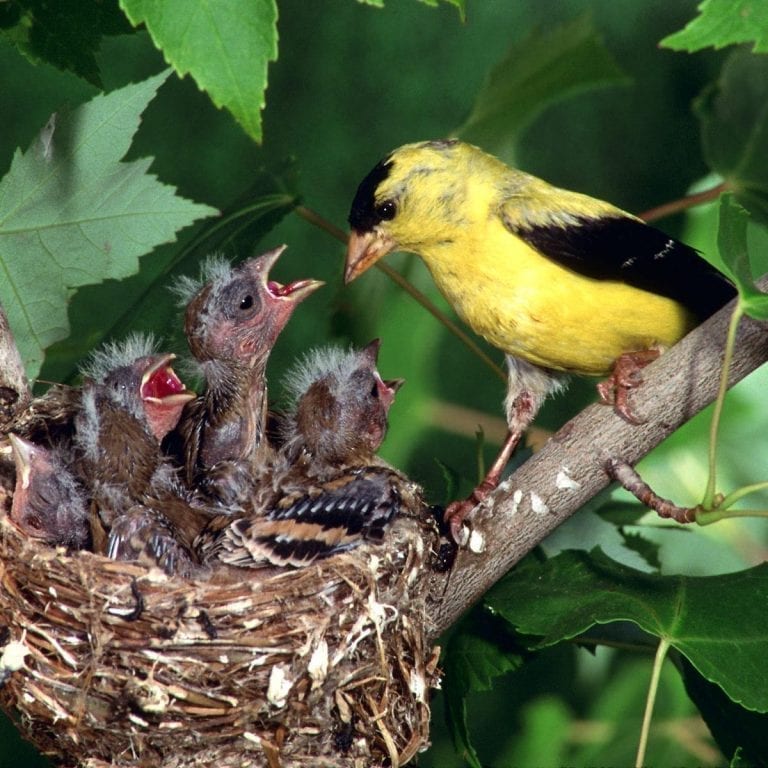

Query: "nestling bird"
<box><xmin>345</xmin><ymin>139</ymin><xmax>737</xmax><ymax>536</ymax></box>
<box><xmin>197</xmin><ymin>341</ymin><xmax>419</xmax><ymax>569</ymax></box>
<box><xmin>171</xmin><ymin>246</ymin><xmax>324</xmax><ymax>502</ymax></box>
<box><xmin>278</xmin><ymin>339</ymin><xmax>403</xmax><ymax>469</ymax></box>
<box><xmin>207</xmin><ymin>466</ymin><xmax>414</xmax><ymax>568</ymax></box>
<box><xmin>73</xmin><ymin>335</ymin><xmax>195</xmax><ymax>539</ymax></box>
<box><xmin>106</xmin><ymin>462</ymin><xmax>222</xmax><ymax>578</ymax></box>
<box><xmin>7</xmin><ymin>433</ymin><xmax>90</xmax><ymax>549</ymax></box>
<box><xmin>106</xmin><ymin>496</ymin><xmax>202</xmax><ymax>578</ymax></box>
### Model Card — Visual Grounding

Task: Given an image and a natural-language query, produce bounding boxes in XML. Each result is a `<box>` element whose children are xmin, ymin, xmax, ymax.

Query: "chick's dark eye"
<box><xmin>370</xmin><ymin>381</ymin><xmax>380</xmax><ymax>399</ymax></box>
<box><xmin>240</xmin><ymin>294</ymin><xmax>254</xmax><ymax>310</ymax></box>
<box><xmin>376</xmin><ymin>200</ymin><xmax>397</xmax><ymax>221</ymax></box>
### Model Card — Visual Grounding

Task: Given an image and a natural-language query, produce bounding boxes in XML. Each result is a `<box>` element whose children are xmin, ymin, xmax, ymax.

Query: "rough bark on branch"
<box><xmin>429</xmin><ymin>289</ymin><xmax>768</xmax><ymax>638</ymax></box>
<box><xmin>0</xmin><ymin>304</ymin><xmax>29</xmax><ymax>425</ymax></box>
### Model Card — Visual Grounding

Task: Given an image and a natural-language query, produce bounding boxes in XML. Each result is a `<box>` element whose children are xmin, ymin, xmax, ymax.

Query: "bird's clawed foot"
<box><xmin>597</xmin><ymin>349</ymin><xmax>661</xmax><ymax>424</ymax></box>
<box><xmin>444</xmin><ymin>475</ymin><xmax>501</xmax><ymax>544</ymax></box>
<box><xmin>444</xmin><ymin>501</ymin><xmax>473</xmax><ymax>545</ymax></box>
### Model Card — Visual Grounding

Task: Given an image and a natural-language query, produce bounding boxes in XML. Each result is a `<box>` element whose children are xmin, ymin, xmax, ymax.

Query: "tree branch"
<box><xmin>0</xmin><ymin>304</ymin><xmax>29</xmax><ymax>426</ymax></box>
<box><xmin>429</xmin><ymin>287</ymin><xmax>768</xmax><ymax>637</ymax></box>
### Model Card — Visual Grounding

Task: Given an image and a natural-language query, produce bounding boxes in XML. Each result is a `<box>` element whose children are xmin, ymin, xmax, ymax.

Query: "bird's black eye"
<box><xmin>376</xmin><ymin>200</ymin><xmax>397</xmax><ymax>221</ymax></box>
<box><xmin>219</xmin><ymin>279</ymin><xmax>261</xmax><ymax>321</ymax></box>
<box><xmin>370</xmin><ymin>380</ymin><xmax>380</xmax><ymax>399</ymax></box>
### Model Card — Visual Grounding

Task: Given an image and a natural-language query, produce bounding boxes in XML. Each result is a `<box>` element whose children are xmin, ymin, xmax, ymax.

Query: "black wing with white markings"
<box><xmin>506</xmin><ymin>212</ymin><xmax>736</xmax><ymax>321</ymax></box>
<box><xmin>204</xmin><ymin>467</ymin><xmax>402</xmax><ymax>569</ymax></box>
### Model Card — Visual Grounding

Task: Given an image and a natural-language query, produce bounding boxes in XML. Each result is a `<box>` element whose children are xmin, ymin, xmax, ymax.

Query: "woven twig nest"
<box><xmin>0</xmin><ymin>493</ymin><xmax>441</xmax><ymax>767</ymax></box>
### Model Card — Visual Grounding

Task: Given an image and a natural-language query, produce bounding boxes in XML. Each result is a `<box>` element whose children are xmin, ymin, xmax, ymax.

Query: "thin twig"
<box><xmin>704</xmin><ymin>302</ymin><xmax>743</xmax><ymax>508</ymax></box>
<box><xmin>605</xmin><ymin>458</ymin><xmax>697</xmax><ymax>523</ymax></box>
<box><xmin>639</xmin><ymin>182</ymin><xmax>729</xmax><ymax>223</ymax></box>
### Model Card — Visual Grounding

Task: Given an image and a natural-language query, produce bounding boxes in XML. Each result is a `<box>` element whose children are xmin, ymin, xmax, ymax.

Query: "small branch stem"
<box><xmin>185</xmin><ymin>195</ymin><xmax>297</xmax><ymax>254</ymax></box>
<box><xmin>719</xmin><ymin>481</ymin><xmax>768</xmax><ymax>510</ymax></box>
<box><xmin>636</xmin><ymin>637</ymin><xmax>671</xmax><ymax>768</ymax></box>
<box><xmin>696</xmin><ymin>506</ymin><xmax>768</xmax><ymax>526</ymax></box>
<box><xmin>703</xmin><ymin>303</ymin><xmax>743</xmax><ymax>508</ymax></box>
<box><xmin>639</xmin><ymin>182</ymin><xmax>729</xmax><ymax>223</ymax></box>
<box><xmin>430</xmin><ymin>290</ymin><xmax>768</xmax><ymax>637</ymax></box>
<box><xmin>605</xmin><ymin>458</ymin><xmax>697</xmax><ymax>523</ymax></box>
<box><xmin>294</xmin><ymin>204</ymin><xmax>348</xmax><ymax>242</ymax></box>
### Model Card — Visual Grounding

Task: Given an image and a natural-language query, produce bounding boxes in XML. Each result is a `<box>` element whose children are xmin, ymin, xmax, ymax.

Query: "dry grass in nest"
<box><xmin>0</xmin><ymin>503</ymin><xmax>441</xmax><ymax>767</ymax></box>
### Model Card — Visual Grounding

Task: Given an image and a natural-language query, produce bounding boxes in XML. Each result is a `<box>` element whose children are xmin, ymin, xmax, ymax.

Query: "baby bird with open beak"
<box><xmin>171</xmin><ymin>246</ymin><xmax>324</xmax><ymax>504</ymax></box>
<box><xmin>73</xmin><ymin>334</ymin><xmax>195</xmax><ymax>541</ymax></box>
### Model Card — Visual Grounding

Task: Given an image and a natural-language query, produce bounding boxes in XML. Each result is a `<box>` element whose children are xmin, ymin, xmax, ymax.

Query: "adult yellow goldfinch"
<box><xmin>345</xmin><ymin>139</ymin><xmax>736</xmax><ymax>536</ymax></box>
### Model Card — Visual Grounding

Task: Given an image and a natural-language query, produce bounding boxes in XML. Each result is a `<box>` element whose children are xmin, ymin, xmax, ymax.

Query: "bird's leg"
<box><xmin>445</xmin><ymin>357</ymin><xmax>561</xmax><ymax>544</ymax></box>
<box><xmin>445</xmin><ymin>427</ymin><xmax>524</xmax><ymax>543</ymax></box>
<box><xmin>597</xmin><ymin>349</ymin><xmax>661</xmax><ymax>424</ymax></box>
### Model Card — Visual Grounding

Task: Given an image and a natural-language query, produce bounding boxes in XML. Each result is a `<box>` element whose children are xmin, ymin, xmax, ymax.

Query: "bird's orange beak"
<box><xmin>344</xmin><ymin>230</ymin><xmax>397</xmax><ymax>284</ymax></box>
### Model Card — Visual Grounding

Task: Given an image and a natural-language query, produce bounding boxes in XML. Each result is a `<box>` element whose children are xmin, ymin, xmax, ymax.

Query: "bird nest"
<box><xmin>0</xmin><ymin>493</ymin><xmax>441</xmax><ymax>767</ymax></box>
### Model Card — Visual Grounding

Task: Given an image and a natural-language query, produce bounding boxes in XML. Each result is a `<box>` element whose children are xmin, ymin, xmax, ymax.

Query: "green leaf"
<box><xmin>119</xmin><ymin>0</ymin><xmax>278</xmax><ymax>143</ymax></box>
<box><xmin>487</xmin><ymin>549</ymin><xmax>768</xmax><ymax>713</ymax></box>
<box><xmin>0</xmin><ymin>0</ymin><xmax>132</xmax><ymax>86</ymax></box>
<box><xmin>717</xmin><ymin>194</ymin><xmax>768</xmax><ymax>318</ymax></box>
<box><xmin>501</xmin><ymin>697</ymin><xmax>570</xmax><ymax>768</ymax></box>
<box><xmin>445</xmin><ymin>626</ymin><xmax>523</xmax><ymax>695</ymax></box>
<box><xmin>442</xmin><ymin>612</ymin><xmax>525</xmax><ymax>768</ymax></box>
<box><xmin>696</xmin><ymin>50</ymin><xmax>768</xmax><ymax>225</ymax></box>
<box><xmin>617</xmin><ymin>529</ymin><xmax>662</xmax><ymax>571</ymax></box>
<box><xmin>433</xmin><ymin>458</ymin><xmax>462</xmax><ymax>507</ymax></box>
<box><xmin>0</xmin><ymin>70</ymin><xmax>217</xmax><ymax>380</ymax></box>
<box><xmin>661</xmin><ymin>0</ymin><xmax>768</xmax><ymax>53</ymax></box>
<box><xmin>679</xmin><ymin>655</ymin><xmax>768</xmax><ymax>767</ymax></box>
<box><xmin>442</xmin><ymin>678</ymin><xmax>481</xmax><ymax>768</ymax></box>
<box><xmin>541</xmin><ymin>497</ymin><xmax>660</xmax><ymax>573</ymax></box>
<box><xmin>716</xmin><ymin>193</ymin><xmax>751</xmax><ymax>288</ymax></box>
<box><xmin>41</xmin><ymin>164</ymin><xmax>298</xmax><ymax>385</ymax></box>
<box><xmin>455</xmin><ymin>16</ymin><xmax>629</xmax><ymax>164</ymax></box>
